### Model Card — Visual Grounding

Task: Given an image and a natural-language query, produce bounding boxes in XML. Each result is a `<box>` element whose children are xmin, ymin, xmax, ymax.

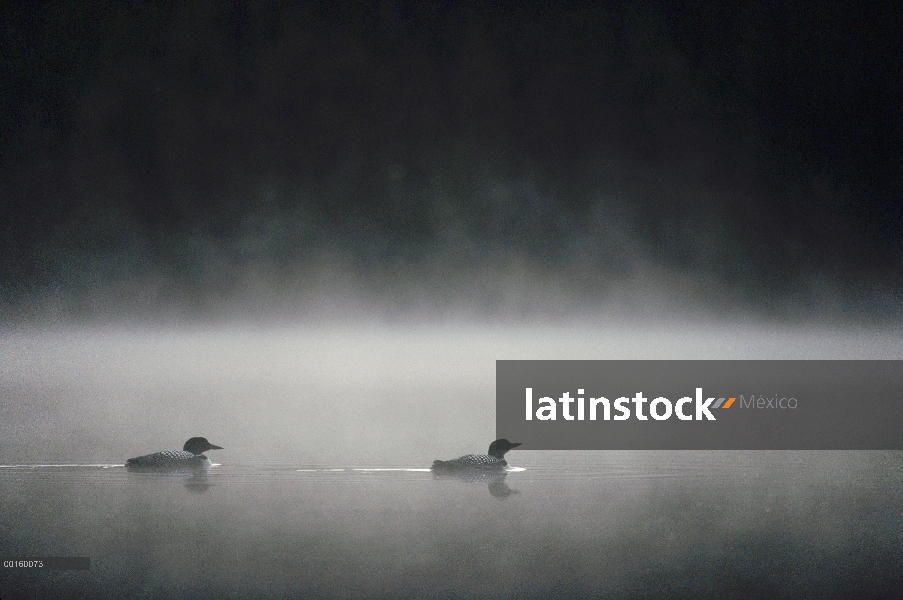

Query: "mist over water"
<box><xmin>2</xmin><ymin>317</ymin><xmax>901</xmax><ymax>465</ymax></box>
<box><xmin>3</xmin><ymin>301</ymin><xmax>902</xmax><ymax>599</ymax></box>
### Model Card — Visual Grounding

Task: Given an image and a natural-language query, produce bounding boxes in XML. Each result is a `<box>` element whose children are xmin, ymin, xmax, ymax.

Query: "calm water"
<box><xmin>2</xmin><ymin>452</ymin><xmax>902</xmax><ymax>599</ymax></box>
<box><xmin>2</xmin><ymin>323</ymin><xmax>902</xmax><ymax>597</ymax></box>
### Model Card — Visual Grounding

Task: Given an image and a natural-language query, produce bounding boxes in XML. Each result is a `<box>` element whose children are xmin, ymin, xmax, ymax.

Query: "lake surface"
<box><xmin>2</xmin><ymin>322</ymin><xmax>902</xmax><ymax>597</ymax></box>
<box><xmin>2</xmin><ymin>452</ymin><xmax>901</xmax><ymax>599</ymax></box>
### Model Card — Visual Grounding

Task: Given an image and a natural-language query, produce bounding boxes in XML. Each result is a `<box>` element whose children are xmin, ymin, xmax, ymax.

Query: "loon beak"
<box><xmin>509</xmin><ymin>442</ymin><xmax>522</xmax><ymax>449</ymax></box>
<box><xmin>208</xmin><ymin>444</ymin><xmax>223</xmax><ymax>450</ymax></box>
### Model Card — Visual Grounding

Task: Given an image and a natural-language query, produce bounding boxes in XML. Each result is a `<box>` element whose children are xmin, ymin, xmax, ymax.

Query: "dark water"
<box><xmin>2</xmin><ymin>453</ymin><xmax>902</xmax><ymax>599</ymax></box>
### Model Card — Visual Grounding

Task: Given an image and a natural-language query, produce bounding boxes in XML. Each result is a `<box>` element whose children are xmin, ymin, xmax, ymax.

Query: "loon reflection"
<box><xmin>183</xmin><ymin>471</ymin><xmax>214</xmax><ymax>493</ymax></box>
<box><xmin>126</xmin><ymin>437</ymin><xmax>223</xmax><ymax>471</ymax></box>
<box><xmin>431</xmin><ymin>466</ymin><xmax>521</xmax><ymax>499</ymax></box>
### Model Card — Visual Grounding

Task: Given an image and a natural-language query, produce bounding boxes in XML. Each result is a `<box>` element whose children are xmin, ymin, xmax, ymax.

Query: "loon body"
<box><xmin>431</xmin><ymin>439</ymin><xmax>522</xmax><ymax>471</ymax></box>
<box><xmin>126</xmin><ymin>437</ymin><xmax>223</xmax><ymax>470</ymax></box>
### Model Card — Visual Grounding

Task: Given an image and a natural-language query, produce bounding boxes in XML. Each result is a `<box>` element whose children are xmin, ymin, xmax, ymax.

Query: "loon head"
<box><xmin>488</xmin><ymin>439</ymin><xmax>522</xmax><ymax>459</ymax></box>
<box><xmin>183</xmin><ymin>437</ymin><xmax>223</xmax><ymax>455</ymax></box>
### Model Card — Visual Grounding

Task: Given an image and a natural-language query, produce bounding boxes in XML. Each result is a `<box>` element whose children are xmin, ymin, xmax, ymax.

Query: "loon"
<box><xmin>126</xmin><ymin>437</ymin><xmax>223</xmax><ymax>470</ymax></box>
<box><xmin>431</xmin><ymin>439</ymin><xmax>522</xmax><ymax>471</ymax></box>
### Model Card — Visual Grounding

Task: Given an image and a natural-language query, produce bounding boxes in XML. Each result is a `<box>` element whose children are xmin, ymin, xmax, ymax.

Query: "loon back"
<box><xmin>431</xmin><ymin>439</ymin><xmax>522</xmax><ymax>471</ymax></box>
<box><xmin>126</xmin><ymin>437</ymin><xmax>223</xmax><ymax>470</ymax></box>
<box><xmin>432</xmin><ymin>454</ymin><xmax>508</xmax><ymax>470</ymax></box>
<box><xmin>126</xmin><ymin>450</ymin><xmax>210</xmax><ymax>469</ymax></box>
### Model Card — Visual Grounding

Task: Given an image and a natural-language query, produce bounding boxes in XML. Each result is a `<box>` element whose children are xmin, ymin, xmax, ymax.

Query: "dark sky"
<box><xmin>1</xmin><ymin>1</ymin><xmax>901</xmax><ymax>320</ymax></box>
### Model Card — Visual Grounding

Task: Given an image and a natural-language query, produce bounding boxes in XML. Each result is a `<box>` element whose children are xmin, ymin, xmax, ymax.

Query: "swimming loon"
<box><xmin>431</xmin><ymin>439</ymin><xmax>522</xmax><ymax>471</ymax></box>
<box><xmin>126</xmin><ymin>437</ymin><xmax>223</xmax><ymax>470</ymax></box>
